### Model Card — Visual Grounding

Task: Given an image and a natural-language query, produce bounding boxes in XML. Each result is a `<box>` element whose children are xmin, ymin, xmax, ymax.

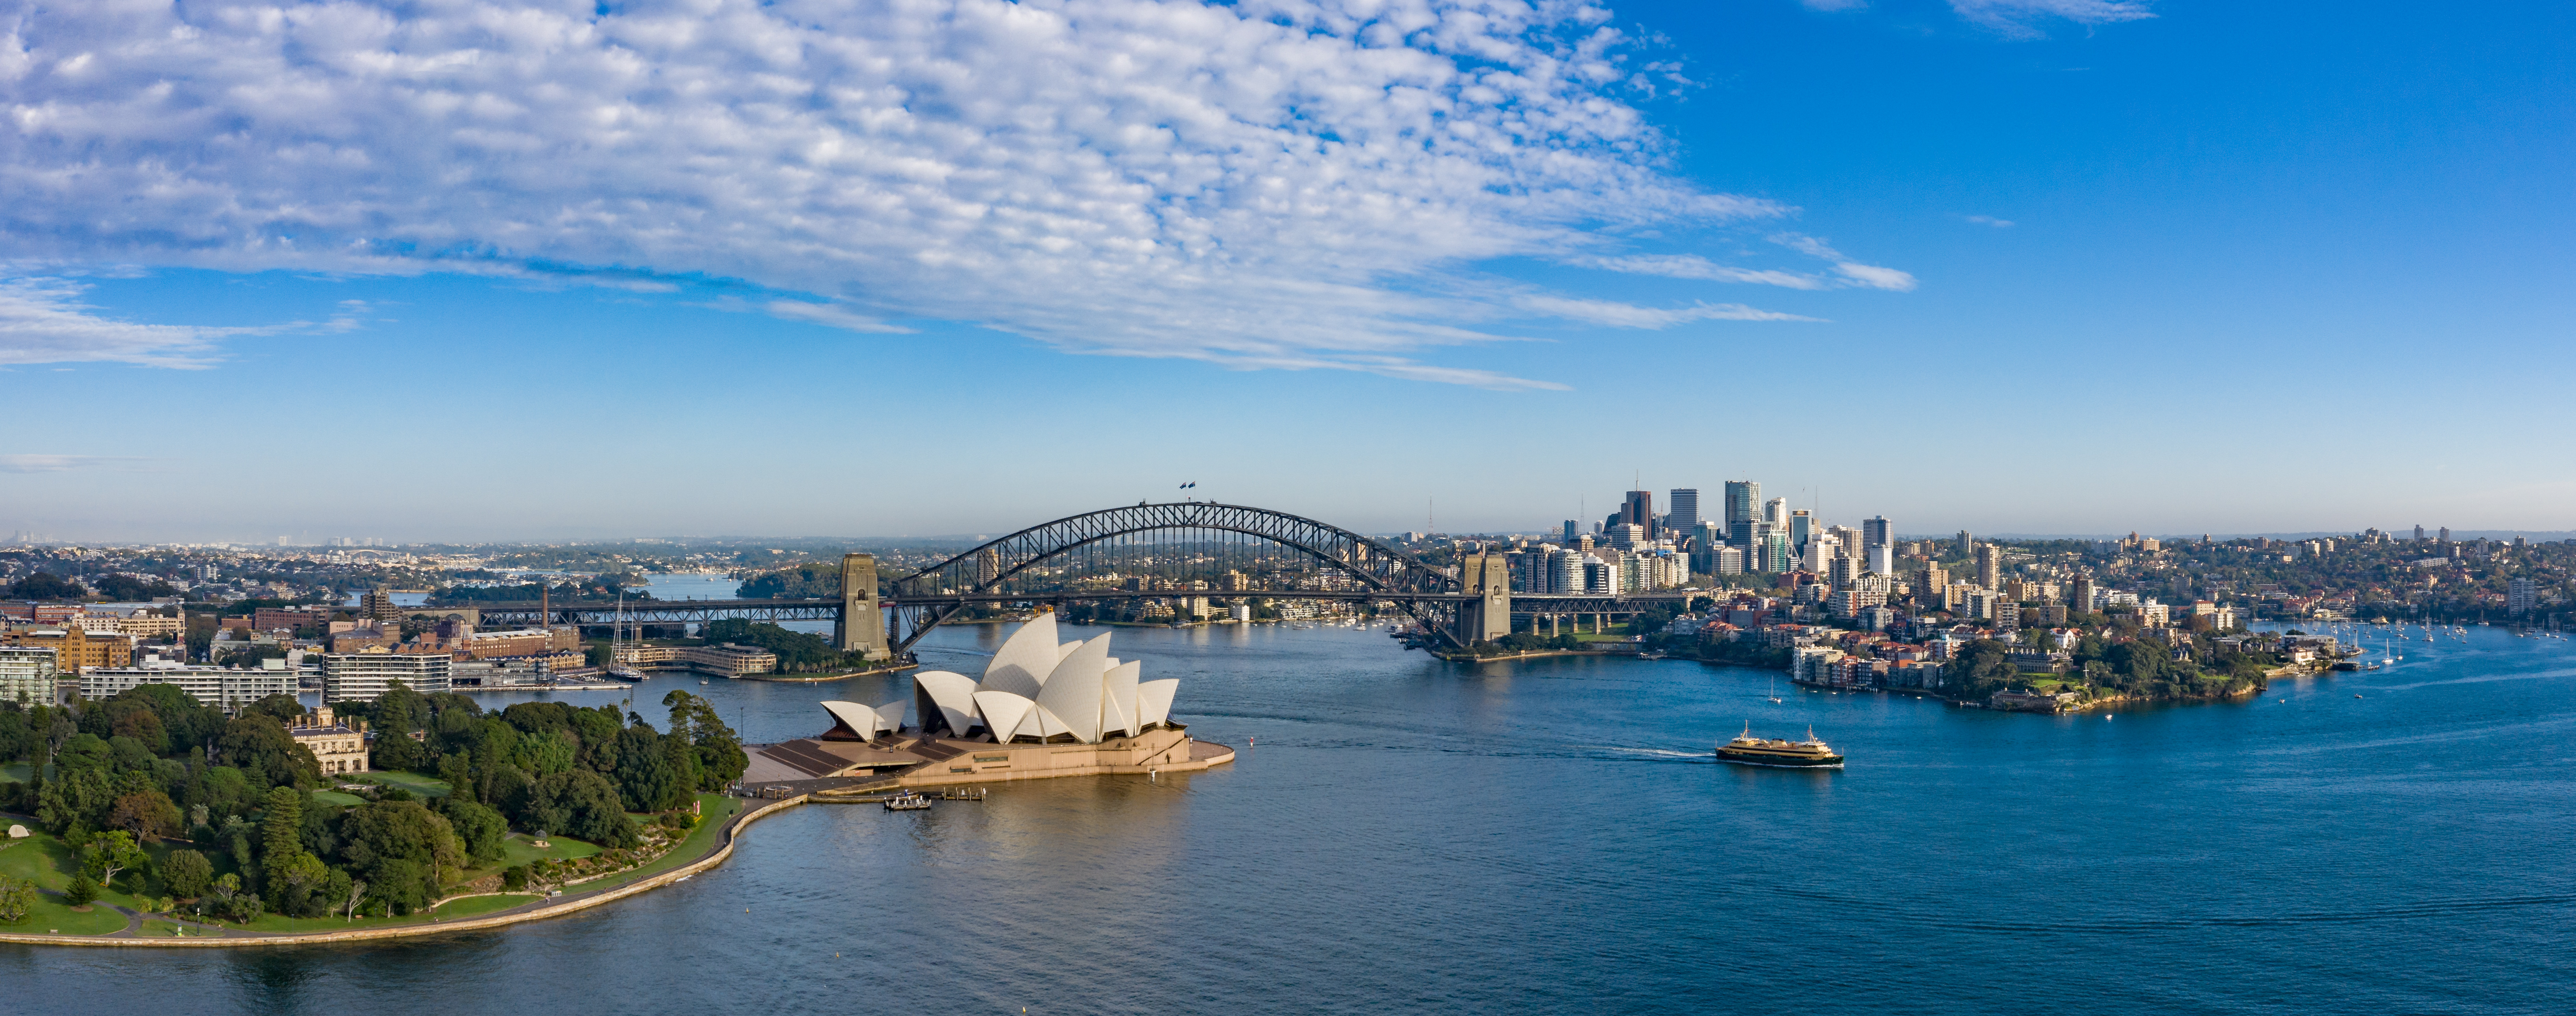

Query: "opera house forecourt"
<box><xmin>742</xmin><ymin>612</ymin><xmax>1235</xmax><ymax>786</ymax></box>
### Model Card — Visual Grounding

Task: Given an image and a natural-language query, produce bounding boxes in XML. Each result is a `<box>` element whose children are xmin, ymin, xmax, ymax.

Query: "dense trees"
<box><xmin>734</xmin><ymin>561</ymin><xmax>841</xmax><ymax>599</ymax></box>
<box><xmin>93</xmin><ymin>574</ymin><xmax>179</xmax><ymax>600</ymax></box>
<box><xmin>697</xmin><ymin>618</ymin><xmax>854</xmax><ymax>672</ymax></box>
<box><xmin>0</xmin><ymin>671</ymin><xmax>742</xmax><ymax>923</ymax></box>
<box><xmin>4</xmin><ymin>571</ymin><xmax>86</xmax><ymax>600</ymax></box>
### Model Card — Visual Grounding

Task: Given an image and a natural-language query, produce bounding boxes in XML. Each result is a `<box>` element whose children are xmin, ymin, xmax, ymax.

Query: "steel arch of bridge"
<box><xmin>886</xmin><ymin>501</ymin><xmax>1463</xmax><ymax>655</ymax></box>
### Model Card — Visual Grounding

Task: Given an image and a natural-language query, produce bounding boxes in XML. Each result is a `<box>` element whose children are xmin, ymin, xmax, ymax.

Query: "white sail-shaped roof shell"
<box><xmin>871</xmin><ymin>699</ymin><xmax>910</xmax><ymax>737</ymax></box>
<box><xmin>980</xmin><ymin>613</ymin><xmax>1058</xmax><ymax>700</ymax></box>
<box><xmin>1035</xmin><ymin>634</ymin><xmax>1111</xmax><ymax>743</ymax></box>
<box><xmin>971</xmin><ymin>691</ymin><xmax>1035</xmax><ymax>745</ymax></box>
<box><xmin>821</xmin><ymin>624</ymin><xmax>1180</xmax><ymax>747</ymax></box>
<box><xmin>821</xmin><ymin>700</ymin><xmax>883</xmax><ymax>742</ymax></box>
<box><xmin>1136</xmin><ymin>679</ymin><xmax>1179</xmax><ymax>730</ymax></box>
<box><xmin>1103</xmin><ymin>660</ymin><xmax>1142</xmax><ymax>739</ymax></box>
<box><xmin>914</xmin><ymin>671</ymin><xmax>984</xmax><ymax>737</ymax></box>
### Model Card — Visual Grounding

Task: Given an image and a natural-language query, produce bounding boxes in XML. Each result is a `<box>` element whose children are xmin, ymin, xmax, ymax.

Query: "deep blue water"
<box><xmin>9</xmin><ymin>620</ymin><xmax>2573</xmax><ymax>1014</ymax></box>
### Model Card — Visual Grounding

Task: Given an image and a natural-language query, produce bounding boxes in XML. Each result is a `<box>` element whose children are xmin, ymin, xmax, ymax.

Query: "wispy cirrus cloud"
<box><xmin>0</xmin><ymin>278</ymin><xmax>258</xmax><ymax>368</ymax></box>
<box><xmin>1514</xmin><ymin>296</ymin><xmax>1818</xmax><ymax>329</ymax></box>
<box><xmin>1950</xmin><ymin>0</ymin><xmax>2156</xmax><ymax>37</ymax></box>
<box><xmin>1568</xmin><ymin>255</ymin><xmax>1829</xmax><ymax>290</ymax></box>
<box><xmin>0</xmin><ymin>278</ymin><xmax>369</xmax><ymax>367</ymax></box>
<box><xmin>0</xmin><ymin>0</ymin><xmax>1846</xmax><ymax>388</ymax></box>
<box><xmin>1965</xmin><ymin>215</ymin><xmax>2017</xmax><ymax>228</ymax></box>
<box><xmin>1771</xmin><ymin>234</ymin><xmax>1920</xmax><ymax>292</ymax></box>
<box><xmin>0</xmin><ymin>454</ymin><xmax>149</xmax><ymax>473</ymax></box>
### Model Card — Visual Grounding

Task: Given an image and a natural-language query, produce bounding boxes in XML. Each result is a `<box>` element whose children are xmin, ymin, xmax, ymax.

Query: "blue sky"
<box><xmin>2</xmin><ymin>0</ymin><xmax>2570</xmax><ymax>542</ymax></box>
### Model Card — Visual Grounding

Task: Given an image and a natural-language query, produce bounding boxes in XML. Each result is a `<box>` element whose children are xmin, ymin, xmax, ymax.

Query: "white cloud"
<box><xmin>0</xmin><ymin>278</ymin><xmax>254</xmax><ymax>368</ymax></box>
<box><xmin>1771</xmin><ymin>233</ymin><xmax>1918</xmax><ymax>292</ymax></box>
<box><xmin>1569</xmin><ymin>254</ymin><xmax>1828</xmax><ymax>290</ymax></box>
<box><xmin>1965</xmin><ymin>215</ymin><xmax>2016</xmax><ymax>228</ymax></box>
<box><xmin>0</xmin><ymin>454</ymin><xmax>144</xmax><ymax>473</ymax></box>
<box><xmin>1801</xmin><ymin>0</ymin><xmax>1872</xmax><ymax>12</ymax></box>
<box><xmin>1950</xmin><ymin>0</ymin><xmax>2156</xmax><ymax>36</ymax></box>
<box><xmin>1514</xmin><ymin>295</ymin><xmax>1818</xmax><ymax>329</ymax></box>
<box><xmin>760</xmin><ymin>301</ymin><xmax>915</xmax><ymax>335</ymax></box>
<box><xmin>0</xmin><ymin>0</ymin><xmax>1840</xmax><ymax>388</ymax></box>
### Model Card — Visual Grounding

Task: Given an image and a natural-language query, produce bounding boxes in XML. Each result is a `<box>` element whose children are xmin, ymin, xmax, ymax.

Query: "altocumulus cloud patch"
<box><xmin>0</xmin><ymin>0</ymin><xmax>1883</xmax><ymax>386</ymax></box>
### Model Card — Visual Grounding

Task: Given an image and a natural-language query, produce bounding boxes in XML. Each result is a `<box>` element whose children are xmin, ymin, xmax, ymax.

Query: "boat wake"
<box><xmin>1580</xmin><ymin>745</ymin><xmax>1712</xmax><ymax>761</ymax></box>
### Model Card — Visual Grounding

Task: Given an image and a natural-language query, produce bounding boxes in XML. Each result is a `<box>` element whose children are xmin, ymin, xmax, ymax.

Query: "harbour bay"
<box><xmin>8</xmin><ymin>620</ymin><xmax>2571</xmax><ymax>1014</ymax></box>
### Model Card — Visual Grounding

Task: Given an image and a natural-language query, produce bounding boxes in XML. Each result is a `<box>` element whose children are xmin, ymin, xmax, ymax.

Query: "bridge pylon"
<box><xmin>835</xmin><ymin>553</ymin><xmax>890</xmax><ymax>660</ymax></box>
<box><xmin>1452</xmin><ymin>551</ymin><xmax>1512</xmax><ymax>646</ymax></box>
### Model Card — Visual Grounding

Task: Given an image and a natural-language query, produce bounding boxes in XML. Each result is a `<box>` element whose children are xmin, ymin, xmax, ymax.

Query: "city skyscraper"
<box><xmin>1562</xmin><ymin>520</ymin><xmax>1579</xmax><ymax>545</ymax></box>
<box><xmin>1789</xmin><ymin>510</ymin><xmax>1813</xmax><ymax>552</ymax></box>
<box><xmin>1976</xmin><ymin>543</ymin><xmax>2002</xmax><ymax>590</ymax></box>
<box><xmin>1763</xmin><ymin>497</ymin><xmax>1788</xmax><ymax>527</ymax></box>
<box><xmin>1723</xmin><ymin>480</ymin><xmax>1760</xmax><ymax>527</ymax></box>
<box><xmin>1862</xmin><ymin>515</ymin><xmax>1892</xmax><ymax>552</ymax></box>
<box><xmin>1667</xmin><ymin>489</ymin><xmax>1700</xmax><ymax>538</ymax></box>
<box><xmin>1621</xmin><ymin>490</ymin><xmax>1655</xmax><ymax>540</ymax></box>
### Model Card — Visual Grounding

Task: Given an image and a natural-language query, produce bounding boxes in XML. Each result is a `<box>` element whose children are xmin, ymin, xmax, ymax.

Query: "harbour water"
<box><xmin>10</xmin><ymin>621</ymin><xmax>2573</xmax><ymax>1014</ymax></box>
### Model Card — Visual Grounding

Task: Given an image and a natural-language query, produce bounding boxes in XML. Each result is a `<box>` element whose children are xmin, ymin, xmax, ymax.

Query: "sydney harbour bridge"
<box><xmin>465</xmin><ymin>502</ymin><xmax>1693</xmax><ymax>658</ymax></box>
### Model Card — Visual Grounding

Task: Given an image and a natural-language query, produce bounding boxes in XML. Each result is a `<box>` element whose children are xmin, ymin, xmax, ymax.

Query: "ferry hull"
<box><xmin>1716</xmin><ymin>749</ymin><xmax>1844</xmax><ymax>768</ymax></box>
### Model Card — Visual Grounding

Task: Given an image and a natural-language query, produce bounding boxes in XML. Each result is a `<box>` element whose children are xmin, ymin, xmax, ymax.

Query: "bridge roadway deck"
<box><xmin>455</xmin><ymin>591</ymin><xmax>1695</xmax><ymax>626</ymax></box>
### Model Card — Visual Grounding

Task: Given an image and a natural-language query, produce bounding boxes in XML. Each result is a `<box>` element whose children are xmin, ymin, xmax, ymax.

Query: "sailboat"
<box><xmin>608</xmin><ymin>591</ymin><xmax>646</xmax><ymax>682</ymax></box>
<box><xmin>1768</xmin><ymin>676</ymin><xmax>1783</xmax><ymax>704</ymax></box>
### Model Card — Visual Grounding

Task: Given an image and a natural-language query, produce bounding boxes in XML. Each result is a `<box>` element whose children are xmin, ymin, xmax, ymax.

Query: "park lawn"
<box><xmin>15</xmin><ymin>895</ymin><xmax>131</xmax><ymax>936</ymax></box>
<box><xmin>456</xmin><ymin>834</ymin><xmax>599</xmax><ymax>887</ymax></box>
<box><xmin>2</xmin><ymin>832</ymin><xmax>202</xmax><ymax>910</ymax></box>
<box><xmin>585</xmin><ymin>794</ymin><xmax>740</xmax><ymax>891</ymax></box>
<box><xmin>0</xmin><ymin>832</ymin><xmax>77</xmax><ymax>891</ymax></box>
<box><xmin>0</xmin><ymin>762</ymin><xmax>30</xmax><ymax>783</ymax></box>
<box><xmin>351</xmin><ymin>771</ymin><xmax>450</xmax><ymax>797</ymax></box>
<box><xmin>311</xmin><ymin>791</ymin><xmax>368</xmax><ymax>807</ymax></box>
<box><xmin>224</xmin><ymin>892</ymin><xmax>541</xmax><ymax>933</ymax></box>
<box><xmin>497</xmin><ymin>832</ymin><xmax>600</xmax><ymax>868</ymax></box>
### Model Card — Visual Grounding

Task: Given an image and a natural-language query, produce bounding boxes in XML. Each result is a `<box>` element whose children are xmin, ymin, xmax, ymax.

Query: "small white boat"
<box><xmin>883</xmin><ymin>790</ymin><xmax>933</xmax><ymax>811</ymax></box>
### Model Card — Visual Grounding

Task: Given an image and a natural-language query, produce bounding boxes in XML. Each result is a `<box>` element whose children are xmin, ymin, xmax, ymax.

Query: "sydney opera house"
<box><xmin>741</xmin><ymin>613</ymin><xmax>1234</xmax><ymax>787</ymax></box>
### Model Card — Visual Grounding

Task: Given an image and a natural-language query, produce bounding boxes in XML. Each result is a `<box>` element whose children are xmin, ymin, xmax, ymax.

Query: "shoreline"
<box><xmin>0</xmin><ymin>793</ymin><xmax>800</xmax><ymax>948</ymax></box>
<box><xmin>1</xmin><ymin>739</ymin><xmax>1238</xmax><ymax>948</ymax></box>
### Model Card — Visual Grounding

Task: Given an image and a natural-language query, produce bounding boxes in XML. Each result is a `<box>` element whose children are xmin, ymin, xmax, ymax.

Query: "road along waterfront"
<box><xmin>7</xmin><ymin>620</ymin><xmax>2573</xmax><ymax>1014</ymax></box>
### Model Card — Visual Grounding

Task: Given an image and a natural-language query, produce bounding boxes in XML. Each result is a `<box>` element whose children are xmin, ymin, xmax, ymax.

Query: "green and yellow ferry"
<box><xmin>1716</xmin><ymin>724</ymin><xmax>1844</xmax><ymax>768</ymax></box>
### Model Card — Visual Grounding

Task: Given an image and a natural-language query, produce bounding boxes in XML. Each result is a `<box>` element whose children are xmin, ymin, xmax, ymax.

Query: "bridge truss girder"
<box><xmin>887</xmin><ymin>501</ymin><xmax>1463</xmax><ymax>655</ymax></box>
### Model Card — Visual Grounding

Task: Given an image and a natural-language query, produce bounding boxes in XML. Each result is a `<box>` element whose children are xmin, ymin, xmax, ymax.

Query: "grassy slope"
<box><xmin>349</xmin><ymin>771</ymin><xmax>452</xmax><ymax>797</ymax></box>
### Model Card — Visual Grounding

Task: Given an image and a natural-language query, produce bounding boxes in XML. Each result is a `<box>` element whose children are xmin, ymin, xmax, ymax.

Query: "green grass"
<box><xmin>496</xmin><ymin>833</ymin><xmax>600</xmax><ymax>868</ymax></box>
<box><xmin>225</xmin><ymin>892</ymin><xmax>541</xmax><ymax>933</ymax></box>
<box><xmin>310</xmin><ymin>791</ymin><xmax>368</xmax><ymax>807</ymax></box>
<box><xmin>555</xmin><ymin>794</ymin><xmax>741</xmax><ymax>895</ymax></box>
<box><xmin>349</xmin><ymin>770</ymin><xmax>451</xmax><ymax>797</ymax></box>
<box><xmin>13</xmin><ymin>895</ymin><xmax>131</xmax><ymax>936</ymax></box>
<box><xmin>0</xmin><ymin>762</ymin><xmax>29</xmax><ymax>783</ymax></box>
<box><xmin>0</xmin><ymin>833</ymin><xmax>77</xmax><ymax>891</ymax></box>
<box><xmin>430</xmin><ymin>893</ymin><xmax>539</xmax><ymax>919</ymax></box>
